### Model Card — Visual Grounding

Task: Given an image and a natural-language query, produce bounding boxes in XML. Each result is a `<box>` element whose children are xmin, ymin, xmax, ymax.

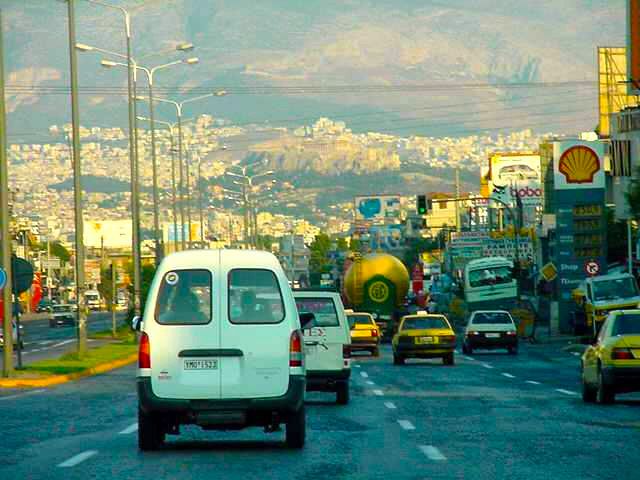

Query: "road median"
<box><xmin>0</xmin><ymin>339</ymin><xmax>137</xmax><ymax>388</ymax></box>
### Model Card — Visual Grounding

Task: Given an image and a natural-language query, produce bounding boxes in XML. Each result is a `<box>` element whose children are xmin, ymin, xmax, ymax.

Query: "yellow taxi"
<box><xmin>392</xmin><ymin>312</ymin><xmax>456</xmax><ymax>366</ymax></box>
<box><xmin>582</xmin><ymin>309</ymin><xmax>640</xmax><ymax>404</ymax></box>
<box><xmin>346</xmin><ymin>311</ymin><xmax>380</xmax><ymax>356</ymax></box>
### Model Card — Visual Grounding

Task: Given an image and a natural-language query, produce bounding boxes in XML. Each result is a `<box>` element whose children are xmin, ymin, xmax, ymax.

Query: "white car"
<box><xmin>293</xmin><ymin>290</ymin><xmax>352</xmax><ymax>404</ymax></box>
<box><xmin>134</xmin><ymin>249</ymin><xmax>308</xmax><ymax>450</ymax></box>
<box><xmin>462</xmin><ymin>310</ymin><xmax>519</xmax><ymax>355</ymax></box>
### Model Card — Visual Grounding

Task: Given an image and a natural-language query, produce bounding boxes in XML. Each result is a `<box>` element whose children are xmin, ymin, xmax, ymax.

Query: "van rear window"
<box><xmin>228</xmin><ymin>269</ymin><xmax>285</xmax><ymax>324</ymax></box>
<box><xmin>295</xmin><ymin>298</ymin><xmax>339</xmax><ymax>327</ymax></box>
<box><xmin>155</xmin><ymin>270</ymin><xmax>212</xmax><ymax>325</ymax></box>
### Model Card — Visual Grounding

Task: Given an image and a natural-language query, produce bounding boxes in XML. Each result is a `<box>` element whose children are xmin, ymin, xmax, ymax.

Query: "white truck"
<box><xmin>85</xmin><ymin>289</ymin><xmax>102</xmax><ymax>311</ymax></box>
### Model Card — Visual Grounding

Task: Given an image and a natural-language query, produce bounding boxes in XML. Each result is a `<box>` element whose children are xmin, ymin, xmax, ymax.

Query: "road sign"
<box><xmin>0</xmin><ymin>267</ymin><xmax>6</xmax><ymax>290</ymax></box>
<box><xmin>584</xmin><ymin>260</ymin><xmax>600</xmax><ymax>277</ymax></box>
<box><xmin>540</xmin><ymin>262</ymin><xmax>558</xmax><ymax>282</ymax></box>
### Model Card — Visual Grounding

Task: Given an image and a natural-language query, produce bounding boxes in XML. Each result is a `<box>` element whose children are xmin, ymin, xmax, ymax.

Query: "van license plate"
<box><xmin>184</xmin><ymin>359</ymin><xmax>218</xmax><ymax>370</ymax></box>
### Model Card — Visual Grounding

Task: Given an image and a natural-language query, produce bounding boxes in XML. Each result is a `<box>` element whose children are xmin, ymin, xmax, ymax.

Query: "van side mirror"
<box><xmin>131</xmin><ymin>315</ymin><xmax>142</xmax><ymax>332</ymax></box>
<box><xmin>299</xmin><ymin>312</ymin><xmax>315</xmax><ymax>328</ymax></box>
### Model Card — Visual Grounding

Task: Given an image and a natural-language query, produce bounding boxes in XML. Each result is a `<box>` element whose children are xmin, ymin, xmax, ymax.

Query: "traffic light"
<box><xmin>417</xmin><ymin>195</ymin><xmax>427</xmax><ymax>215</ymax></box>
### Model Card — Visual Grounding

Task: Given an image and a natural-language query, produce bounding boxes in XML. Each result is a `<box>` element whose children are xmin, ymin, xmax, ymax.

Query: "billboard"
<box><xmin>488</xmin><ymin>153</ymin><xmax>541</xmax><ymax>206</ymax></box>
<box><xmin>163</xmin><ymin>222</ymin><xmax>203</xmax><ymax>243</ymax></box>
<box><xmin>553</xmin><ymin>141</ymin><xmax>606</xmax><ymax>190</ymax></box>
<box><xmin>85</xmin><ymin>220</ymin><xmax>133</xmax><ymax>249</ymax></box>
<box><xmin>628</xmin><ymin>0</ymin><xmax>640</xmax><ymax>95</ymax></box>
<box><xmin>354</xmin><ymin>195</ymin><xmax>401</xmax><ymax>222</ymax></box>
<box><xmin>369</xmin><ymin>224</ymin><xmax>404</xmax><ymax>250</ymax></box>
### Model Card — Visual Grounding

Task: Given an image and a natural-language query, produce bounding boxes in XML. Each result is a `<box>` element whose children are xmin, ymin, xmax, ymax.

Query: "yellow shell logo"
<box><xmin>558</xmin><ymin>146</ymin><xmax>600</xmax><ymax>184</ymax></box>
<box><xmin>368</xmin><ymin>281</ymin><xmax>389</xmax><ymax>303</ymax></box>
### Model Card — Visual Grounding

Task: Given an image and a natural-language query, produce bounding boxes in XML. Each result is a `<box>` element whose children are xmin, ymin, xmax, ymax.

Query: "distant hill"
<box><xmin>50</xmin><ymin>175</ymin><xmax>132</xmax><ymax>193</ymax></box>
<box><xmin>3</xmin><ymin>0</ymin><xmax>622</xmax><ymax>137</ymax></box>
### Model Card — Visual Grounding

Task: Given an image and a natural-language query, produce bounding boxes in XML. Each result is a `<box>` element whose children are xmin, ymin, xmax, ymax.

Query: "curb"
<box><xmin>0</xmin><ymin>353</ymin><xmax>137</xmax><ymax>389</ymax></box>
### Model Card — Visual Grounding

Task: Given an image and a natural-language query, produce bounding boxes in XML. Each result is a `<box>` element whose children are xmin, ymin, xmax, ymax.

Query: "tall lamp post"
<box><xmin>143</xmin><ymin>90</ymin><xmax>227</xmax><ymax>248</ymax></box>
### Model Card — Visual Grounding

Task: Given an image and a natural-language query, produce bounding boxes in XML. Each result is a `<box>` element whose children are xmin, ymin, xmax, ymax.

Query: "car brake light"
<box><xmin>343</xmin><ymin>344</ymin><xmax>351</xmax><ymax>359</ymax></box>
<box><xmin>506</xmin><ymin>331</ymin><xmax>517</xmax><ymax>336</ymax></box>
<box><xmin>372</xmin><ymin>329</ymin><xmax>379</xmax><ymax>337</ymax></box>
<box><xmin>468</xmin><ymin>331</ymin><xmax>480</xmax><ymax>336</ymax></box>
<box><xmin>290</xmin><ymin>330</ymin><xmax>303</xmax><ymax>367</ymax></box>
<box><xmin>139</xmin><ymin>332</ymin><xmax>151</xmax><ymax>369</ymax></box>
<box><xmin>612</xmin><ymin>348</ymin><xmax>633</xmax><ymax>360</ymax></box>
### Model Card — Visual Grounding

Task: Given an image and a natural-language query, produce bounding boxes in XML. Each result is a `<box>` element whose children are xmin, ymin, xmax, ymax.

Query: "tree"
<box><xmin>98</xmin><ymin>264</ymin><xmax>118</xmax><ymax>312</ymax></box>
<box><xmin>125</xmin><ymin>262</ymin><xmax>156</xmax><ymax>318</ymax></box>
<box><xmin>309</xmin><ymin>233</ymin><xmax>332</xmax><ymax>273</ymax></box>
<box><xmin>402</xmin><ymin>237</ymin><xmax>439</xmax><ymax>269</ymax></box>
<box><xmin>336</xmin><ymin>237</ymin><xmax>349</xmax><ymax>251</ymax></box>
<box><xmin>50</xmin><ymin>241</ymin><xmax>71</xmax><ymax>263</ymax></box>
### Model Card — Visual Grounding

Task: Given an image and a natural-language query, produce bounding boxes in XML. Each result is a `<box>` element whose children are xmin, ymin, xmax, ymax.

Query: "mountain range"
<box><xmin>2</xmin><ymin>0</ymin><xmax>624</xmax><ymax>141</ymax></box>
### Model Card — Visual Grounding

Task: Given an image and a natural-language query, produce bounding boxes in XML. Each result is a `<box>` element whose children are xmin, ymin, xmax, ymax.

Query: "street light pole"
<box><xmin>0</xmin><ymin>8</ymin><xmax>14</xmax><ymax>377</ymax></box>
<box><xmin>146</xmin><ymin>73</ymin><xmax>162</xmax><ymax>265</ymax></box>
<box><xmin>197</xmin><ymin>154</ymin><xmax>205</xmax><ymax>245</ymax></box>
<box><xmin>67</xmin><ymin>0</ymin><xmax>87</xmax><ymax>356</ymax></box>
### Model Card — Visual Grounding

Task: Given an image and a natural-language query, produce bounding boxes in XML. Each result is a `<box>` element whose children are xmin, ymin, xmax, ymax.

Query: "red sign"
<box><xmin>412</xmin><ymin>263</ymin><xmax>424</xmax><ymax>282</ymax></box>
<box><xmin>584</xmin><ymin>260</ymin><xmax>600</xmax><ymax>277</ymax></box>
<box><xmin>31</xmin><ymin>272</ymin><xmax>42</xmax><ymax>311</ymax></box>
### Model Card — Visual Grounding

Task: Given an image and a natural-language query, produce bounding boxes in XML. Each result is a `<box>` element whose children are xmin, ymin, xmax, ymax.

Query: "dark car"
<box><xmin>49</xmin><ymin>304</ymin><xmax>76</xmax><ymax>327</ymax></box>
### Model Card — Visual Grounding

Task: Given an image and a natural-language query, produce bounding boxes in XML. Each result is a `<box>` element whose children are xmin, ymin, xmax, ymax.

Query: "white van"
<box><xmin>134</xmin><ymin>250</ymin><xmax>309</xmax><ymax>450</ymax></box>
<box><xmin>293</xmin><ymin>290</ymin><xmax>351</xmax><ymax>404</ymax></box>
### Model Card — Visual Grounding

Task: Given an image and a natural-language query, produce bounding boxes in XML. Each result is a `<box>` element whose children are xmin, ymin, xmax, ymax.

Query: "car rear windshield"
<box><xmin>347</xmin><ymin>314</ymin><xmax>374</xmax><ymax>329</ymax></box>
<box><xmin>295</xmin><ymin>298</ymin><xmax>339</xmax><ymax>327</ymax></box>
<box><xmin>402</xmin><ymin>317</ymin><xmax>448</xmax><ymax>330</ymax></box>
<box><xmin>52</xmin><ymin>305</ymin><xmax>71</xmax><ymax>313</ymax></box>
<box><xmin>612</xmin><ymin>314</ymin><xmax>640</xmax><ymax>336</ymax></box>
<box><xmin>471</xmin><ymin>312</ymin><xmax>514</xmax><ymax>325</ymax></box>
<box><xmin>155</xmin><ymin>269</ymin><xmax>212</xmax><ymax>325</ymax></box>
<box><xmin>229</xmin><ymin>269</ymin><xmax>285</xmax><ymax>324</ymax></box>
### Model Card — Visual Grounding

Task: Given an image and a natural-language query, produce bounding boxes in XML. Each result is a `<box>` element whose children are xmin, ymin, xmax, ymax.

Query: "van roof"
<box><xmin>159</xmin><ymin>249</ymin><xmax>282</xmax><ymax>271</ymax></box>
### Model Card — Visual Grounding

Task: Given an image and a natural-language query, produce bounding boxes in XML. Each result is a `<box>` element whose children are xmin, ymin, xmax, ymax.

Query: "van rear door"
<box><xmin>219</xmin><ymin>256</ymin><xmax>291</xmax><ymax>399</ymax></box>
<box><xmin>149</xmin><ymin>267</ymin><xmax>221</xmax><ymax>400</ymax></box>
<box><xmin>295</xmin><ymin>294</ymin><xmax>348</xmax><ymax>372</ymax></box>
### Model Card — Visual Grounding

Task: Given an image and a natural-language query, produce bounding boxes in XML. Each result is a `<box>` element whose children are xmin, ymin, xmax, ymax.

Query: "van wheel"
<box><xmin>336</xmin><ymin>382</ymin><xmax>350</xmax><ymax>405</ymax></box>
<box><xmin>443</xmin><ymin>353</ymin><xmax>455</xmax><ymax>366</ymax></box>
<box><xmin>393</xmin><ymin>353</ymin><xmax>405</xmax><ymax>365</ymax></box>
<box><xmin>285</xmin><ymin>406</ymin><xmax>305</xmax><ymax>449</ymax></box>
<box><xmin>138</xmin><ymin>408</ymin><xmax>165</xmax><ymax>451</ymax></box>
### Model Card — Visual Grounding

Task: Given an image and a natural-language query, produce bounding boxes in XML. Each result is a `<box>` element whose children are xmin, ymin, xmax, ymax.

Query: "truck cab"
<box><xmin>572</xmin><ymin>273</ymin><xmax>640</xmax><ymax>337</ymax></box>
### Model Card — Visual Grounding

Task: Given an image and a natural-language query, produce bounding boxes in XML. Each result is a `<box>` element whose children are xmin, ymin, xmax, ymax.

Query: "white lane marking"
<box><xmin>366</xmin><ymin>380</ymin><xmax>375</xmax><ymax>386</ymax></box>
<box><xmin>482</xmin><ymin>363</ymin><xmax>494</xmax><ymax>369</ymax></box>
<box><xmin>398</xmin><ymin>420</ymin><xmax>415</xmax><ymax>431</ymax></box>
<box><xmin>354</xmin><ymin>364</ymin><xmax>361</xmax><ymax>368</ymax></box>
<box><xmin>501</xmin><ymin>373</ymin><xmax>515</xmax><ymax>378</ymax></box>
<box><xmin>384</xmin><ymin>402</ymin><xmax>397</xmax><ymax>410</ymax></box>
<box><xmin>571</xmin><ymin>352</ymin><xmax>580</xmax><ymax>357</ymax></box>
<box><xmin>454</xmin><ymin>350</ymin><xmax>460</xmax><ymax>354</ymax></box>
<box><xmin>419</xmin><ymin>445</ymin><xmax>447</xmax><ymax>461</ymax></box>
<box><xmin>118</xmin><ymin>423</ymin><xmax>138</xmax><ymax>435</ymax></box>
<box><xmin>51</xmin><ymin>339</ymin><xmax>74</xmax><ymax>348</ymax></box>
<box><xmin>0</xmin><ymin>389</ymin><xmax>45</xmax><ymax>401</ymax></box>
<box><xmin>463</xmin><ymin>356</ymin><xmax>474</xmax><ymax>361</ymax></box>
<box><xmin>525</xmin><ymin>380</ymin><xmax>541</xmax><ymax>385</ymax></box>
<box><xmin>373</xmin><ymin>389</ymin><xmax>384</xmax><ymax>396</ymax></box>
<box><xmin>556</xmin><ymin>389</ymin><xmax>578</xmax><ymax>396</ymax></box>
<box><xmin>31</xmin><ymin>348</ymin><xmax>42</xmax><ymax>353</ymax></box>
<box><xmin>360</xmin><ymin>372</ymin><xmax>369</xmax><ymax>378</ymax></box>
<box><xmin>57</xmin><ymin>450</ymin><xmax>98</xmax><ymax>468</ymax></box>
<box><xmin>39</xmin><ymin>340</ymin><xmax>54</xmax><ymax>345</ymax></box>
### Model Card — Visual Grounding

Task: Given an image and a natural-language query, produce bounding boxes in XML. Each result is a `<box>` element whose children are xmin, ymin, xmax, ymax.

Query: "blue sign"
<box><xmin>0</xmin><ymin>267</ymin><xmax>6</xmax><ymax>290</ymax></box>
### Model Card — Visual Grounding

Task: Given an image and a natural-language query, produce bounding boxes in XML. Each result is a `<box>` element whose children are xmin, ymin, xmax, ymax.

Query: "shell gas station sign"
<box><xmin>553</xmin><ymin>141</ymin><xmax>605</xmax><ymax>190</ymax></box>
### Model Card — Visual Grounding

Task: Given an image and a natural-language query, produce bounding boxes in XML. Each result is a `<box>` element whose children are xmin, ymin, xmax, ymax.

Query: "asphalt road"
<box><xmin>5</xmin><ymin>311</ymin><xmax>127</xmax><ymax>364</ymax></box>
<box><xmin>0</xmin><ymin>341</ymin><xmax>639</xmax><ymax>479</ymax></box>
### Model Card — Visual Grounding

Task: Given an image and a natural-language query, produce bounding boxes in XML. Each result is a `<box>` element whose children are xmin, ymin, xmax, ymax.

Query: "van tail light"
<box><xmin>139</xmin><ymin>332</ymin><xmax>151</xmax><ymax>369</ymax></box>
<box><xmin>343</xmin><ymin>344</ymin><xmax>351</xmax><ymax>359</ymax></box>
<box><xmin>506</xmin><ymin>331</ymin><xmax>517</xmax><ymax>336</ymax></box>
<box><xmin>289</xmin><ymin>330</ymin><xmax>303</xmax><ymax>367</ymax></box>
<box><xmin>612</xmin><ymin>348</ymin><xmax>633</xmax><ymax>360</ymax></box>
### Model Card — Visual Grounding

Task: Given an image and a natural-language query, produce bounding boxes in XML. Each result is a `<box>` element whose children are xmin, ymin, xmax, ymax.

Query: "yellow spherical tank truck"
<box><xmin>343</xmin><ymin>253</ymin><xmax>410</xmax><ymax>341</ymax></box>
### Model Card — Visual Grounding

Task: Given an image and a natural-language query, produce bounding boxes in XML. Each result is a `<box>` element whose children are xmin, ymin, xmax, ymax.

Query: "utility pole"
<box><xmin>186</xmin><ymin>150</ymin><xmax>193</xmax><ymax>247</ymax></box>
<box><xmin>197</xmin><ymin>154</ymin><xmax>205</xmax><ymax>246</ymax></box>
<box><xmin>0</xmin><ymin>8</ymin><xmax>14</xmax><ymax>377</ymax></box>
<box><xmin>111</xmin><ymin>260</ymin><xmax>116</xmax><ymax>338</ymax></box>
<box><xmin>67</xmin><ymin>0</ymin><xmax>87</xmax><ymax>356</ymax></box>
<box><xmin>455</xmin><ymin>168</ymin><xmax>461</xmax><ymax>233</ymax></box>
<box><xmin>47</xmin><ymin>236</ymin><xmax>52</xmax><ymax>301</ymax></box>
